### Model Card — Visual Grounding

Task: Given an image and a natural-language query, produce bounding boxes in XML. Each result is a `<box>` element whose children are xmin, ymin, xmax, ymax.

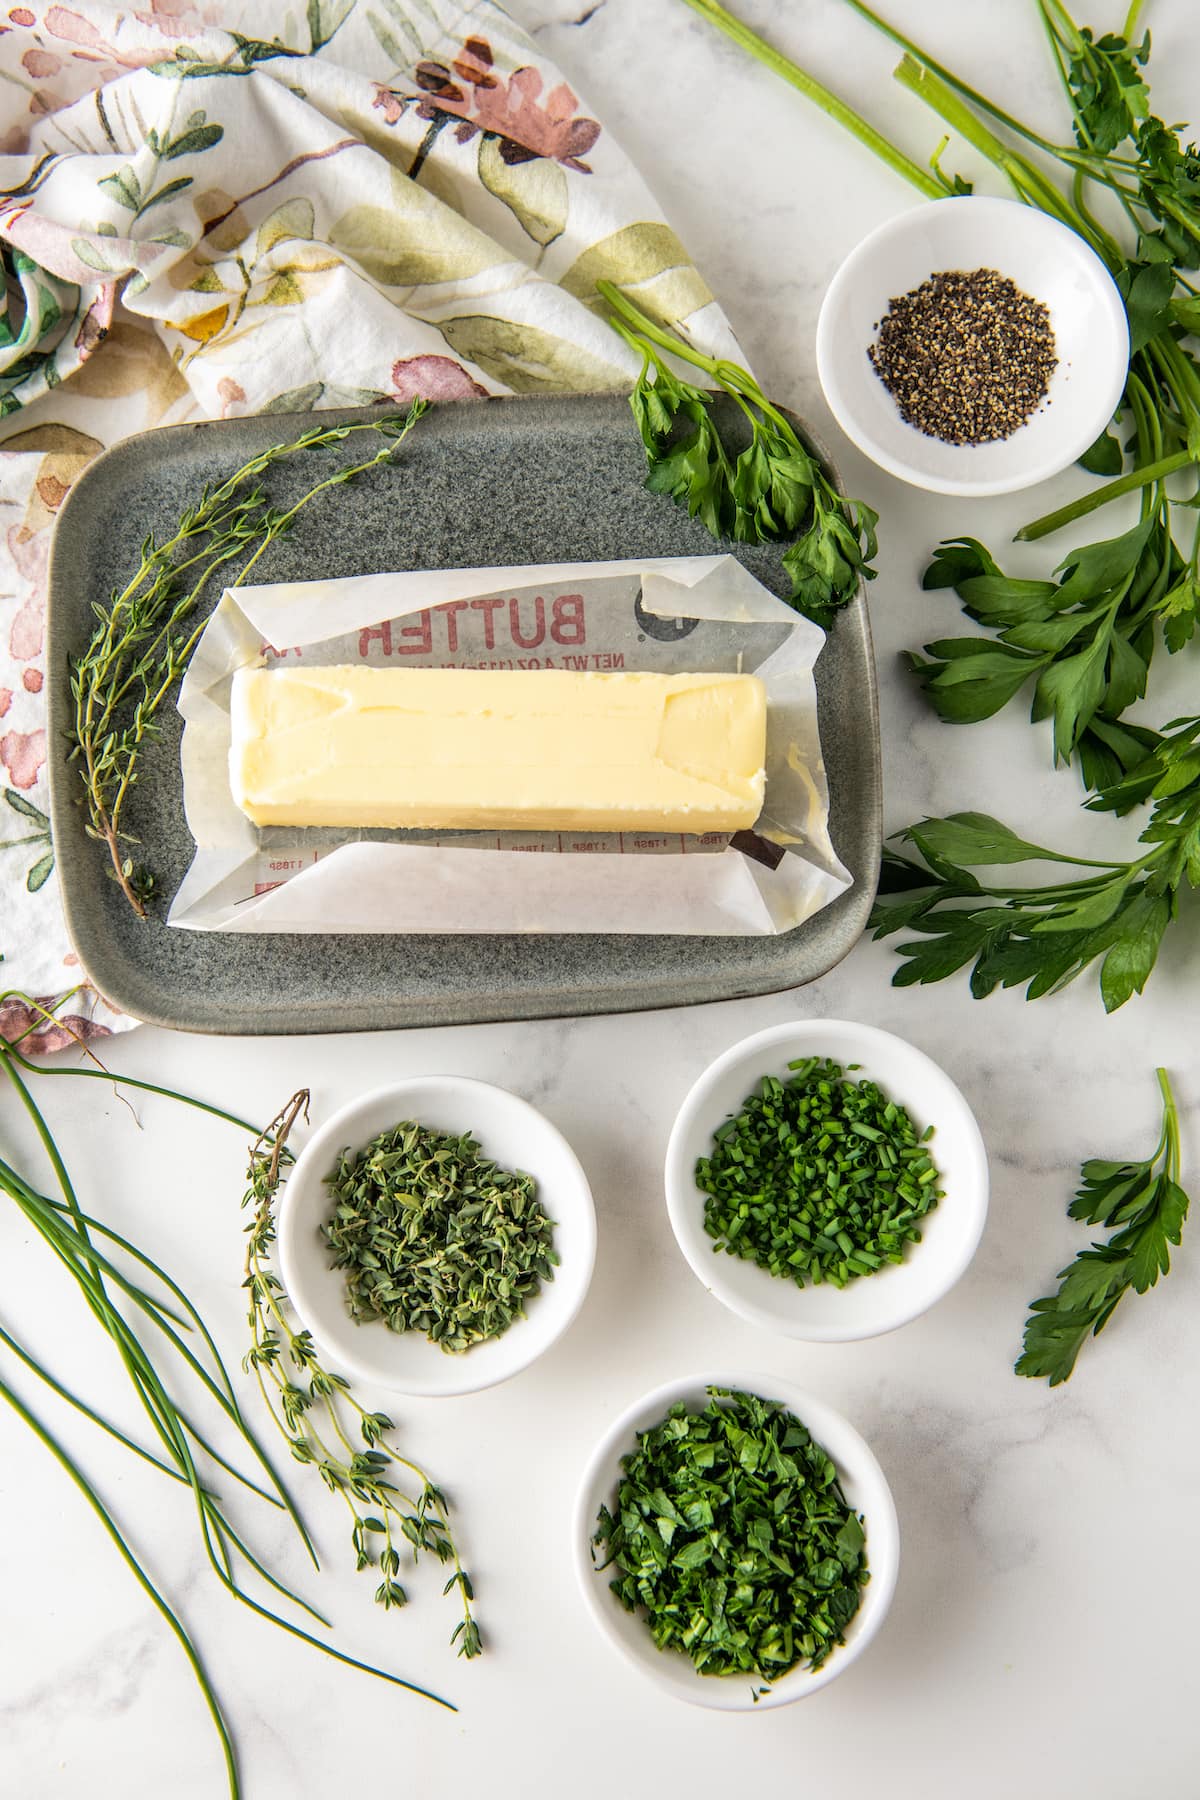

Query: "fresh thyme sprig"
<box><xmin>70</xmin><ymin>401</ymin><xmax>429</xmax><ymax>917</ymax></box>
<box><xmin>1018</xmin><ymin>1067</ymin><xmax>1189</xmax><ymax>1384</ymax></box>
<box><xmin>596</xmin><ymin>281</ymin><xmax>878</xmax><ymax>628</ymax></box>
<box><xmin>242</xmin><ymin>1097</ymin><xmax>482</xmax><ymax>1658</ymax></box>
<box><xmin>869</xmin><ymin>713</ymin><xmax>1200</xmax><ymax>1010</ymax></box>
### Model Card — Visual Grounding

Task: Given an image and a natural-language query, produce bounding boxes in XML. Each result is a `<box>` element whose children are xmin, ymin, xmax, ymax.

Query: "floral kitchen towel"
<box><xmin>0</xmin><ymin>0</ymin><xmax>739</xmax><ymax>1046</ymax></box>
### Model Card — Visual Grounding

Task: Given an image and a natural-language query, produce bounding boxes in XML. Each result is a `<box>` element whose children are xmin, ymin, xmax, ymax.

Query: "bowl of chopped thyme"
<box><xmin>665</xmin><ymin>1021</ymin><xmax>988</xmax><ymax>1342</ymax></box>
<box><xmin>574</xmin><ymin>1373</ymin><xmax>899</xmax><ymax>1709</ymax></box>
<box><xmin>815</xmin><ymin>195</ymin><xmax>1128</xmax><ymax>496</ymax></box>
<box><xmin>277</xmin><ymin>1076</ymin><xmax>596</xmax><ymax>1397</ymax></box>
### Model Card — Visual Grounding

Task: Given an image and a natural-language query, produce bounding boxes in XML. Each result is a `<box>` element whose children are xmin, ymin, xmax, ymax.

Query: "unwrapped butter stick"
<box><xmin>229</xmin><ymin>665</ymin><xmax>766</xmax><ymax>834</ymax></box>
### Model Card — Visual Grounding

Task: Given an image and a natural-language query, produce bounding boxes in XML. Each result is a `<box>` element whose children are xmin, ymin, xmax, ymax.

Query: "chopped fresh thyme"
<box><xmin>695</xmin><ymin>1057</ymin><xmax>941</xmax><ymax>1287</ymax></box>
<box><xmin>323</xmin><ymin>1121</ymin><xmax>558</xmax><ymax>1353</ymax></box>
<box><xmin>593</xmin><ymin>1387</ymin><xmax>869</xmax><ymax>1679</ymax></box>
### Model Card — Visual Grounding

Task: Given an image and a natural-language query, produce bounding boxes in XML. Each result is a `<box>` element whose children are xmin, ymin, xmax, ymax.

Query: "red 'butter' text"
<box><xmin>359</xmin><ymin>594</ymin><xmax>586</xmax><ymax>659</ymax></box>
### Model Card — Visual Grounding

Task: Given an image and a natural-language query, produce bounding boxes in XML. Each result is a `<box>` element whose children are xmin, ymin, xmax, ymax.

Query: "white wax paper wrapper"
<box><xmin>169</xmin><ymin>557</ymin><xmax>851</xmax><ymax>935</ymax></box>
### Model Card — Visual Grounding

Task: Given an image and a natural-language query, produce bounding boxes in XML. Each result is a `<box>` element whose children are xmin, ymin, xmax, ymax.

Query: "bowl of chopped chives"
<box><xmin>664</xmin><ymin>1021</ymin><xmax>988</xmax><ymax>1342</ymax></box>
<box><xmin>815</xmin><ymin>195</ymin><xmax>1129</xmax><ymax>496</ymax></box>
<box><xmin>276</xmin><ymin>1076</ymin><xmax>596</xmax><ymax>1397</ymax></box>
<box><xmin>574</xmin><ymin>1372</ymin><xmax>900</xmax><ymax>1709</ymax></box>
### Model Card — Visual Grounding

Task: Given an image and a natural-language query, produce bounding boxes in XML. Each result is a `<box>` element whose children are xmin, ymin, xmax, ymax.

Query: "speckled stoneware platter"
<box><xmin>47</xmin><ymin>395</ymin><xmax>880</xmax><ymax>1034</ymax></box>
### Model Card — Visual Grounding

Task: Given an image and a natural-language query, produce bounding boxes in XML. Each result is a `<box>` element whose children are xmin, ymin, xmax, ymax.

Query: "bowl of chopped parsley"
<box><xmin>575</xmin><ymin>1373</ymin><xmax>899</xmax><ymax>1709</ymax></box>
<box><xmin>277</xmin><ymin>1075</ymin><xmax>597</xmax><ymax>1396</ymax></box>
<box><xmin>665</xmin><ymin>1020</ymin><xmax>988</xmax><ymax>1342</ymax></box>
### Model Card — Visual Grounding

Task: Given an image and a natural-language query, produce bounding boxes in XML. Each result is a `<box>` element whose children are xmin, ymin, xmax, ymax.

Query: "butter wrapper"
<box><xmin>169</xmin><ymin>556</ymin><xmax>852</xmax><ymax>935</ymax></box>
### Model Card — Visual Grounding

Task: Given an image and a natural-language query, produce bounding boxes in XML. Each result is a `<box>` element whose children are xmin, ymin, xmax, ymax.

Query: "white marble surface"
<box><xmin>3</xmin><ymin>2</ymin><xmax>1199</xmax><ymax>1794</ymax></box>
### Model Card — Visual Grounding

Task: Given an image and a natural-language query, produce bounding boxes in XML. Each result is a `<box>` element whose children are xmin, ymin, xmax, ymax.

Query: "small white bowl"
<box><xmin>815</xmin><ymin>195</ymin><xmax>1129</xmax><ymax>495</ymax></box>
<box><xmin>277</xmin><ymin>1076</ymin><xmax>596</xmax><ymax>1397</ymax></box>
<box><xmin>665</xmin><ymin>1021</ymin><xmax>988</xmax><ymax>1343</ymax></box>
<box><xmin>574</xmin><ymin>1371</ymin><xmax>899</xmax><ymax>1710</ymax></box>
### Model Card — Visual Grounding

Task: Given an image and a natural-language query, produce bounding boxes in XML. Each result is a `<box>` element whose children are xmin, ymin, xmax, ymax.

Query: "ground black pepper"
<box><xmin>868</xmin><ymin>267</ymin><xmax>1057</xmax><ymax>445</ymax></box>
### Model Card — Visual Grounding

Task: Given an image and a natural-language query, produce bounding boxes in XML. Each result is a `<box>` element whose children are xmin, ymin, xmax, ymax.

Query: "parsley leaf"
<box><xmin>913</xmin><ymin>518</ymin><xmax>1182</xmax><ymax>783</ymax></box>
<box><xmin>1017</xmin><ymin>1069</ymin><xmax>1188</xmax><ymax>1384</ymax></box>
<box><xmin>1063</xmin><ymin>25</ymin><xmax>1151</xmax><ymax>154</ymax></box>
<box><xmin>598</xmin><ymin>281</ymin><xmax>878</xmax><ymax>628</ymax></box>
<box><xmin>869</xmin><ymin>716</ymin><xmax>1200</xmax><ymax>1010</ymax></box>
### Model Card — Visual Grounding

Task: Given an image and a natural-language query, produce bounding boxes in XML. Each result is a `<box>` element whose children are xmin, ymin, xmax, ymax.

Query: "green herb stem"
<box><xmin>0</xmin><ymin>1318</ymin><xmax>184</xmax><ymax>1485</ymax></box>
<box><xmin>597</xmin><ymin>281</ymin><xmax>879</xmax><ymax>625</ymax></box>
<box><xmin>0</xmin><ymin>1035</ymin><xmax>461</xmax><ymax>1730</ymax></box>
<box><xmin>870</xmin><ymin>718</ymin><xmax>1200</xmax><ymax>1010</ymax></box>
<box><xmin>72</xmin><ymin>404</ymin><xmax>429</xmax><ymax>916</ymax></box>
<box><xmin>0</xmin><ymin>1370</ymin><xmax>240</xmax><ymax>1799</ymax></box>
<box><xmin>843</xmin><ymin>0</ymin><xmax>1068</xmax><ymax>158</ymax></box>
<box><xmin>0</xmin><ymin>1019</ymin><xmax>260</xmax><ymax>1136</ymax></box>
<box><xmin>1123</xmin><ymin>0</ymin><xmax>1146</xmax><ymax>37</ymax></box>
<box><xmin>677</xmin><ymin>0</ymin><xmax>947</xmax><ymax>197</ymax></box>
<box><xmin>891</xmin><ymin>55</ymin><xmax>1093</xmax><ymax>240</ymax></box>
<box><xmin>241</xmin><ymin>1097</ymin><xmax>482</xmax><ymax>1660</ymax></box>
<box><xmin>1016</xmin><ymin>451</ymin><xmax>1194</xmax><ymax>540</ymax></box>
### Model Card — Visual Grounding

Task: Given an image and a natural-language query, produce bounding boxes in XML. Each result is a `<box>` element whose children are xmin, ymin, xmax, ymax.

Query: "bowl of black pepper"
<box><xmin>815</xmin><ymin>195</ymin><xmax>1128</xmax><ymax>495</ymax></box>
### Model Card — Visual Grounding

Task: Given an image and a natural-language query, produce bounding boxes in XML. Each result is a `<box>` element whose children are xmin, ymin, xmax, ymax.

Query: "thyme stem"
<box><xmin>71</xmin><ymin>403</ymin><xmax>429</xmax><ymax>916</ymax></box>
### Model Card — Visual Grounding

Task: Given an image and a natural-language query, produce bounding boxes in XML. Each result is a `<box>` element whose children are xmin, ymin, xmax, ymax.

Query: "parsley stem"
<box><xmin>603</xmin><ymin>286</ymin><xmax>802</xmax><ymax>452</ymax></box>
<box><xmin>1016</xmin><ymin>451</ymin><xmax>1194</xmax><ymax>539</ymax></box>
<box><xmin>1070</xmin><ymin>166</ymin><xmax>1129</xmax><ymax>273</ymax></box>
<box><xmin>844</xmin><ymin>0</ymin><xmax>1067</xmax><ymax>159</ymax></box>
<box><xmin>600</xmin><ymin>281</ymin><xmax>725</xmax><ymax>376</ymax></box>
<box><xmin>677</xmin><ymin>0</ymin><xmax>947</xmax><ymax>196</ymax></box>
<box><xmin>892</xmin><ymin>57</ymin><xmax>1095</xmax><ymax>244</ymax></box>
<box><xmin>1156</xmin><ymin>1068</ymin><xmax>1180</xmax><ymax>1180</ymax></box>
<box><xmin>1148</xmin><ymin>337</ymin><xmax>1200</xmax><ymax>433</ymax></box>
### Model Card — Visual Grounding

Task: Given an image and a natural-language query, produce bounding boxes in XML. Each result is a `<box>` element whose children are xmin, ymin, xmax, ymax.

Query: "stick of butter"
<box><xmin>229</xmin><ymin>665</ymin><xmax>767</xmax><ymax>834</ymax></box>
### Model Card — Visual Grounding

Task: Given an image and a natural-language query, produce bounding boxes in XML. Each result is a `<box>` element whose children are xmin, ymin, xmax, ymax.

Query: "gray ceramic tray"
<box><xmin>47</xmin><ymin>395</ymin><xmax>880</xmax><ymax>1034</ymax></box>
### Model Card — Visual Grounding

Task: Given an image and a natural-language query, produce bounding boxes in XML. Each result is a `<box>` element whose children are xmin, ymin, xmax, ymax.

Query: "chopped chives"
<box><xmin>694</xmin><ymin>1056</ymin><xmax>943</xmax><ymax>1289</ymax></box>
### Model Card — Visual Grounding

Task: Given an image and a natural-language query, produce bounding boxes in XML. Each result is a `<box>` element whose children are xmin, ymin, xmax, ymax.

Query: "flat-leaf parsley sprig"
<box><xmin>242</xmin><ymin>1096</ymin><xmax>482</xmax><ymax>1658</ymax></box>
<box><xmin>70</xmin><ymin>402</ymin><xmax>429</xmax><ymax>918</ymax></box>
<box><xmin>1017</xmin><ymin>1067</ymin><xmax>1189</xmax><ymax>1385</ymax></box>
<box><xmin>912</xmin><ymin>515</ymin><xmax>1184</xmax><ymax>791</ymax></box>
<box><xmin>596</xmin><ymin>280</ymin><xmax>878</xmax><ymax>629</ymax></box>
<box><xmin>869</xmin><ymin>714</ymin><xmax>1200</xmax><ymax>1011</ymax></box>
